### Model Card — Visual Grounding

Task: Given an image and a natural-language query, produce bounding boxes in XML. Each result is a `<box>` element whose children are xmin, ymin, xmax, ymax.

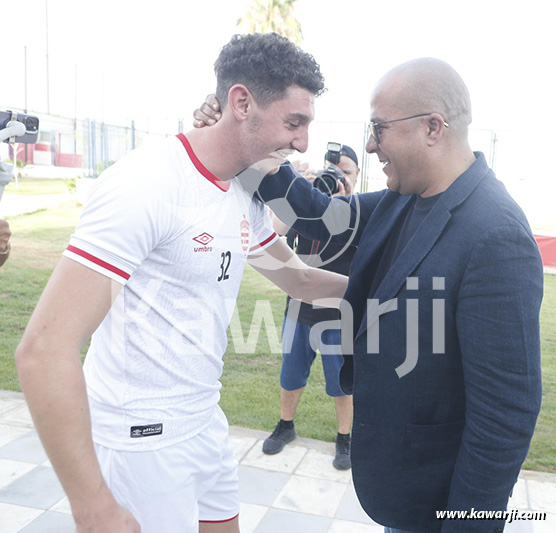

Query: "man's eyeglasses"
<box><xmin>369</xmin><ymin>113</ymin><xmax>449</xmax><ymax>145</ymax></box>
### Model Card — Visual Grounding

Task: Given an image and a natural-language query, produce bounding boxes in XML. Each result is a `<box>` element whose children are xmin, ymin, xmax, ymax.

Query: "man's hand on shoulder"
<box><xmin>192</xmin><ymin>93</ymin><xmax>282</xmax><ymax>176</ymax></box>
<box><xmin>193</xmin><ymin>94</ymin><xmax>221</xmax><ymax>127</ymax></box>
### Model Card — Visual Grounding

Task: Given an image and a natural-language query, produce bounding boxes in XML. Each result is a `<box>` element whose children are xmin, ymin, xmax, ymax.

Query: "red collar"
<box><xmin>177</xmin><ymin>133</ymin><xmax>230</xmax><ymax>192</ymax></box>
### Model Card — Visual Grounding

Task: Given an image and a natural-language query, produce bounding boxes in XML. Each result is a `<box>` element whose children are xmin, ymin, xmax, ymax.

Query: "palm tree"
<box><xmin>237</xmin><ymin>0</ymin><xmax>303</xmax><ymax>44</ymax></box>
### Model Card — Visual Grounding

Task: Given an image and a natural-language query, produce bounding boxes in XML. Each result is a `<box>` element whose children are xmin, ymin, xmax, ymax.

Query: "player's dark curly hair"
<box><xmin>214</xmin><ymin>33</ymin><xmax>325</xmax><ymax>109</ymax></box>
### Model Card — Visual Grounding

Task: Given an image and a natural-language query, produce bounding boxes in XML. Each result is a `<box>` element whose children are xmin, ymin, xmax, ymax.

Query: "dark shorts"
<box><xmin>280</xmin><ymin>317</ymin><xmax>346</xmax><ymax>397</ymax></box>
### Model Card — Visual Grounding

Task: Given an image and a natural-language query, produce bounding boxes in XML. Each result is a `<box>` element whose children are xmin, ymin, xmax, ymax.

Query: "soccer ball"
<box><xmin>239</xmin><ymin>162</ymin><xmax>361</xmax><ymax>269</ymax></box>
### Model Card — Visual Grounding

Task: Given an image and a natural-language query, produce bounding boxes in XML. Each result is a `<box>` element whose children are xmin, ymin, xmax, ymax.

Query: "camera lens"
<box><xmin>25</xmin><ymin>116</ymin><xmax>39</xmax><ymax>132</ymax></box>
<box><xmin>313</xmin><ymin>171</ymin><xmax>340</xmax><ymax>196</ymax></box>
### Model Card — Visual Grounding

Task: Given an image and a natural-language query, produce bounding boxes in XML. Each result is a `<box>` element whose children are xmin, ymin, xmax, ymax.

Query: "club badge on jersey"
<box><xmin>240</xmin><ymin>216</ymin><xmax>250</xmax><ymax>255</ymax></box>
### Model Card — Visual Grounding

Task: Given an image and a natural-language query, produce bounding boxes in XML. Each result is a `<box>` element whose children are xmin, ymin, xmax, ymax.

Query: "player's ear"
<box><xmin>227</xmin><ymin>84</ymin><xmax>253</xmax><ymax>122</ymax></box>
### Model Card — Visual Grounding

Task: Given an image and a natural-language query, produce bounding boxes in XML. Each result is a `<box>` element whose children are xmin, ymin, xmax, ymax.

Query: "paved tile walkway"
<box><xmin>1</xmin><ymin>390</ymin><xmax>555</xmax><ymax>532</ymax></box>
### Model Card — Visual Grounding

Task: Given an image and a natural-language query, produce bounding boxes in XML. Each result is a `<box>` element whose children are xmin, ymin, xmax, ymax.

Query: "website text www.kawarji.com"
<box><xmin>436</xmin><ymin>508</ymin><xmax>546</xmax><ymax>524</ymax></box>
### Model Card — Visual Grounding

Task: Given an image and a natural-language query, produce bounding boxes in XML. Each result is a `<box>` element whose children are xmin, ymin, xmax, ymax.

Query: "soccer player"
<box><xmin>15</xmin><ymin>33</ymin><xmax>346</xmax><ymax>533</ymax></box>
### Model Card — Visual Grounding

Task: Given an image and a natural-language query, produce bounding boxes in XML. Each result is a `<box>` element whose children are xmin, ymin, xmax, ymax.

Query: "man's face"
<box><xmin>245</xmin><ymin>85</ymin><xmax>315</xmax><ymax>163</ymax></box>
<box><xmin>365</xmin><ymin>79</ymin><xmax>426</xmax><ymax>195</ymax></box>
<box><xmin>337</xmin><ymin>155</ymin><xmax>359</xmax><ymax>195</ymax></box>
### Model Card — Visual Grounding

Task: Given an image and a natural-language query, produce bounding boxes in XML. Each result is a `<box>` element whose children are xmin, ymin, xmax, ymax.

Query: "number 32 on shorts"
<box><xmin>217</xmin><ymin>251</ymin><xmax>231</xmax><ymax>282</ymax></box>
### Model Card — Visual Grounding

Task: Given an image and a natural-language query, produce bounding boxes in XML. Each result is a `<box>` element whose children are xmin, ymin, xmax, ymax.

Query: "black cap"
<box><xmin>340</xmin><ymin>145</ymin><xmax>358</xmax><ymax>168</ymax></box>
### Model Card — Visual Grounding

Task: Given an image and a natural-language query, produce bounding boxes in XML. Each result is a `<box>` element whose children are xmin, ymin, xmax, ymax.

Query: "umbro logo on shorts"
<box><xmin>130</xmin><ymin>423</ymin><xmax>163</xmax><ymax>438</ymax></box>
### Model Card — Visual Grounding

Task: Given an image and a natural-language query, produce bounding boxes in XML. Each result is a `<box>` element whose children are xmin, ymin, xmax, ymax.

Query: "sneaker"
<box><xmin>262</xmin><ymin>420</ymin><xmax>297</xmax><ymax>455</ymax></box>
<box><xmin>333</xmin><ymin>433</ymin><xmax>351</xmax><ymax>470</ymax></box>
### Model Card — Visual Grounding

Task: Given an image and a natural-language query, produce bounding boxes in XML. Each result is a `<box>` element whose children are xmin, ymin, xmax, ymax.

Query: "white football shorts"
<box><xmin>94</xmin><ymin>405</ymin><xmax>239</xmax><ymax>532</ymax></box>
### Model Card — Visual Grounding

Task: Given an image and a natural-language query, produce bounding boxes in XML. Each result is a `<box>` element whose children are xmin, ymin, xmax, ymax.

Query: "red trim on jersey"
<box><xmin>66</xmin><ymin>245</ymin><xmax>131</xmax><ymax>281</ymax></box>
<box><xmin>308</xmin><ymin>239</ymin><xmax>319</xmax><ymax>267</ymax></box>
<box><xmin>250</xmin><ymin>232</ymin><xmax>278</xmax><ymax>252</ymax></box>
<box><xmin>199</xmin><ymin>513</ymin><xmax>239</xmax><ymax>523</ymax></box>
<box><xmin>176</xmin><ymin>133</ymin><xmax>230</xmax><ymax>192</ymax></box>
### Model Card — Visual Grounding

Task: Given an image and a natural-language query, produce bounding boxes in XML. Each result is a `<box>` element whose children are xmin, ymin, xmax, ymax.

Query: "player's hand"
<box><xmin>0</xmin><ymin>219</ymin><xmax>11</xmax><ymax>249</ymax></box>
<box><xmin>193</xmin><ymin>94</ymin><xmax>221</xmax><ymax>128</ymax></box>
<box><xmin>74</xmin><ymin>499</ymin><xmax>141</xmax><ymax>532</ymax></box>
<box><xmin>193</xmin><ymin>93</ymin><xmax>282</xmax><ymax>176</ymax></box>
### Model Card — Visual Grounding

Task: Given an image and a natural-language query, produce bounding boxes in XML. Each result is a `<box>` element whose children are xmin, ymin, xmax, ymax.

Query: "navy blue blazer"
<box><xmin>256</xmin><ymin>153</ymin><xmax>543</xmax><ymax>532</ymax></box>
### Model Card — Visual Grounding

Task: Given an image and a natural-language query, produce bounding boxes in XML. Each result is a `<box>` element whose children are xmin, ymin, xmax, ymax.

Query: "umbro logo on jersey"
<box><xmin>193</xmin><ymin>233</ymin><xmax>214</xmax><ymax>245</ymax></box>
<box><xmin>130</xmin><ymin>423</ymin><xmax>163</xmax><ymax>438</ymax></box>
<box><xmin>193</xmin><ymin>231</ymin><xmax>214</xmax><ymax>252</ymax></box>
<box><xmin>193</xmin><ymin>232</ymin><xmax>214</xmax><ymax>252</ymax></box>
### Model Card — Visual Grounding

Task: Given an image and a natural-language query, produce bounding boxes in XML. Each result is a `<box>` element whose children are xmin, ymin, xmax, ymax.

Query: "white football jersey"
<box><xmin>63</xmin><ymin>134</ymin><xmax>278</xmax><ymax>450</ymax></box>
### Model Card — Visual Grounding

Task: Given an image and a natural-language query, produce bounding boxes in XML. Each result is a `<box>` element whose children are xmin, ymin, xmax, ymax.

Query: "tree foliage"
<box><xmin>237</xmin><ymin>0</ymin><xmax>303</xmax><ymax>44</ymax></box>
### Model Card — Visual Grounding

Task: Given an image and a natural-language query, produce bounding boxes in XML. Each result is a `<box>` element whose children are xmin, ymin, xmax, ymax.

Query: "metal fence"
<box><xmin>1</xmin><ymin>108</ymin><xmax>552</xmax><ymax>230</ymax></box>
<box><xmin>3</xmin><ymin>109</ymin><xmax>517</xmax><ymax>186</ymax></box>
<box><xmin>2</xmin><ymin>109</ymin><xmax>177</xmax><ymax>178</ymax></box>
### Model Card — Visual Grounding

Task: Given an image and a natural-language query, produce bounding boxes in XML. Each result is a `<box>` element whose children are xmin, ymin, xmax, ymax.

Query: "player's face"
<box><xmin>247</xmin><ymin>85</ymin><xmax>315</xmax><ymax>162</ymax></box>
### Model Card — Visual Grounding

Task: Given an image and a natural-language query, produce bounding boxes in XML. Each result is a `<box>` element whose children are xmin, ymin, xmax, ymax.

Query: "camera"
<box><xmin>1</xmin><ymin>111</ymin><xmax>40</xmax><ymax>200</ymax></box>
<box><xmin>324</xmin><ymin>141</ymin><xmax>342</xmax><ymax>165</ymax></box>
<box><xmin>313</xmin><ymin>165</ymin><xmax>346</xmax><ymax>196</ymax></box>
<box><xmin>0</xmin><ymin>110</ymin><xmax>40</xmax><ymax>144</ymax></box>
<box><xmin>312</xmin><ymin>141</ymin><xmax>346</xmax><ymax>196</ymax></box>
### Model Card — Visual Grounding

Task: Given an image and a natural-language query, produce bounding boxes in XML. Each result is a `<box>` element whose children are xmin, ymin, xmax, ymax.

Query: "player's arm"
<box><xmin>15</xmin><ymin>257</ymin><xmax>140</xmax><ymax>532</ymax></box>
<box><xmin>270</xmin><ymin>211</ymin><xmax>290</xmax><ymax>236</ymax></box>
<box><xmin>248</xmin><ymin>237</ymin><xmax>348</xmax><ymax>305</ymax></box>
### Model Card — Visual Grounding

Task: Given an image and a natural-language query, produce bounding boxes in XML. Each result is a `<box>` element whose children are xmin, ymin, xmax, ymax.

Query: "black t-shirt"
<box><xmin>369</xmin><ymin>193</ymin><xmax>442</xmax><ymax>297</ymax></box>
<box><xmin>284</xmin><ymin>231</ymin><xmax>356</xmax><ymax>326</ymax></box>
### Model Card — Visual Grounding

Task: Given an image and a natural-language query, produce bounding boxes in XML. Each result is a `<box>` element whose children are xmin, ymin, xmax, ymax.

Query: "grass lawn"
<box><xmin>220</xmin><ymin>265</ymin><xmax>339</xmax><ymax>442</ymax></box>
<box><xmin>526</xmin><ymin>273</ymin><xmax>556</xmax><ymax>471</ymax></box>
<box><xmin>3</xmin><ymin>177</ymin><xmax>71</xmax><ymax>196</ymax></box>
<box><xmin>1</xmin><ymin>203</ymin><xmax>555</xmax><ymax>471</ymax></box>
<box><xmin>0</xmin><ymin>203</ymin><xmax>85</xmax><ymax>389</ymax></box>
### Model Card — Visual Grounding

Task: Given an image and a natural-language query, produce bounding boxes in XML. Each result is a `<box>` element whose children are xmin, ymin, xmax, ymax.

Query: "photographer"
<box><xmin>1</xmin><ymin>110</ymin><xmax>38</xmax><ymax>268</ymax></box>
<box><xmin>265</xmin><ymin>144</ymin><xmax>360</xmax><ymax>470</ymax></box>
<box><xmin>0</xmin><ymin>219</ymin><xmax>10</xmax><ymax>267</ymax></box>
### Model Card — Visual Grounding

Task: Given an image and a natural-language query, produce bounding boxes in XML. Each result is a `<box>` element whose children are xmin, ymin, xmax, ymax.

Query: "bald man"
<box><xmin>247</xmin><ymin>58</ymin><xmax>543</xmax><ymax>532</ymax></box>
